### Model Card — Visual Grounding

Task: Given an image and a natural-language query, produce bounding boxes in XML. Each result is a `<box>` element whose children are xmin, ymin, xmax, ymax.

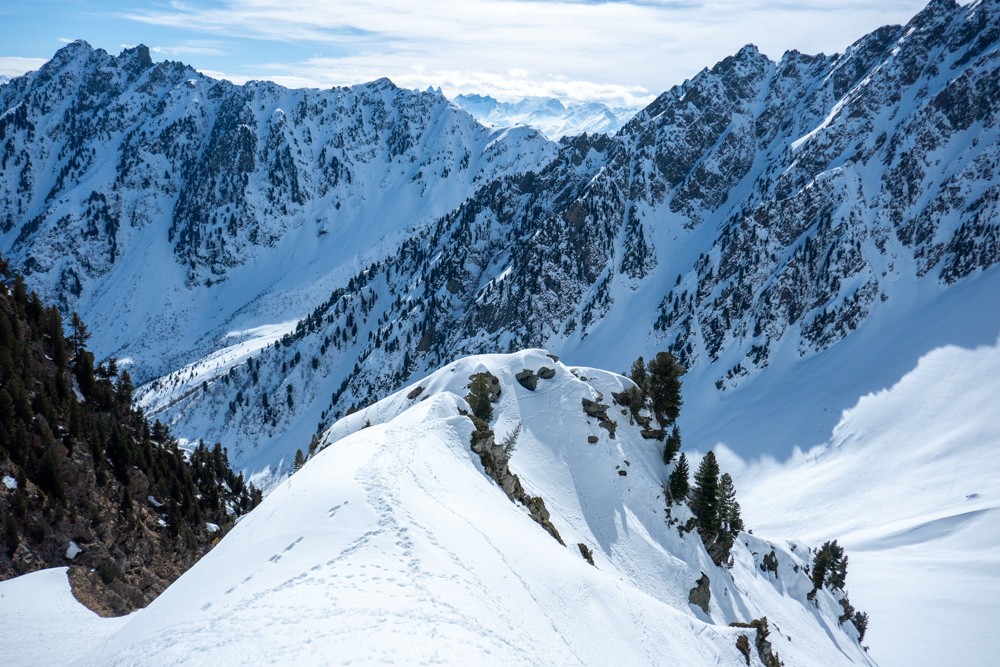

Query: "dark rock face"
<box><xmin>730</xmin><ymin>618</ymin><xmax>784</xmax><ymax>667</ymax></box>
<box><xmin>736</xmin><ymin>634</ymin><xmax>752</xmax><ymax>665</ymax></box>
<box><xmin>582</xmin><ymin>398</ymin><xmax>617</xmax><ymax>438</ymax></box>
<box><xmin>689</xmin><ymin>572</ymin><xmax>711</xmax><ymax>613</ymax></box>
<box><xmin>515</xmin><ymin>369</ymin><xmax>538</xmax><ymax>390</ymax></box>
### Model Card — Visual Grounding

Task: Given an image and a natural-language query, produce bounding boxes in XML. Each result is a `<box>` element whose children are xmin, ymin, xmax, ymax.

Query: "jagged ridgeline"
<box><xmin>0</xmin><ymin>0</ymin><xmax>994</xmax><ymax>479</ymax></box>
<box><xmin>124</xmin><ymin>0</ymin><xmax>1000</xmax><ymax>476</ymax></box>
<box><xmin>0</xmin><ymin>255</ymin><xmax>261</xmax><ymax>615</ymax></box>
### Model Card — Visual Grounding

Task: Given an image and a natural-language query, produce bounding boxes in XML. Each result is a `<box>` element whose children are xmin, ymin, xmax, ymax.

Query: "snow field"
<box><xmin>730</xmin><ymin>337</ymin><xmax>1000</xmax><ymax>666</ymax></box>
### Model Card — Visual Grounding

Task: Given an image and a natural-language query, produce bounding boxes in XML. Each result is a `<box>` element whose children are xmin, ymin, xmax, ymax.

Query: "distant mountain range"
<box><xmin>450</xmin><ymin>93</ymin><xmax>639</xmax><ymax>139</ymax></box>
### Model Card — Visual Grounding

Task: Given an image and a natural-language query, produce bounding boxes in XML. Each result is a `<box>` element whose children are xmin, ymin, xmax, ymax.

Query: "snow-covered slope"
<box><xmin>451</xmin><ymin>94</ymin><xmax>637</xmax><ymax>139</ymax></box>
<box><xmin>8</xmin><ymin>351</ymin><xmax>870</xmax><ymax>665</ymax></box>
<box><xmin>0</xmin><ymin>568</ymin><xmax>127</xmax><ymax>664</ymax></box>
<box><xmin>728</xmin><ymin>337</ymin><xmax>1000</xmax><ymax>667</ymax></box>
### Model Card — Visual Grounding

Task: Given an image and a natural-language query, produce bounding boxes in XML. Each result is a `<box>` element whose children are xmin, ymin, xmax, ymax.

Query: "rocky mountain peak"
<box><xmin>117</xmin><ymin>44</ymin><xmax>153</xmax><ymax>73</ymax></box>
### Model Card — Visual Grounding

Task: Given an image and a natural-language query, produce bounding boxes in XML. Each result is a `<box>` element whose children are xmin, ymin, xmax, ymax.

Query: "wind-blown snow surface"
<box><xmin>36</xmin><ymin>351</ymin><xmax>865</xmax><ymax>665</ymax></box>
<box><xmin>725</xmin><ymin>338</ymin><xmax>1000</xmax><ymax>667</ymax></box>
<box><xmin>0</xmin><ymin>568</ymin><xmax>127</xmax><ymax>663</ymax></box>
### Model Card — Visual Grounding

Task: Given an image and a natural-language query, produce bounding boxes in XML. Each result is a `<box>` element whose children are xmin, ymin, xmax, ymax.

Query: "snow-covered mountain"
<box><xmin>123</xmin><ymin>0</ymin><xmax>1000</xmax><ymax>479</ymax></box>
<box><xmin>451</xmin><ymin>93</ymin><xmax>637</xmax><ymax>139</ymax></box>
<box><xmin>0</xmin><ymin>2</ymin><xmax>997</xmax><ymax>660</ymax></box>
<box><xmin>0</xmin><ymin>41</ymin><xmax>557</xmax><ymax>379</ymax></box>
<box><xmin>2</xmin><ymin>351</ymin><xmax>872</xmax><ymax>665</ymax></box>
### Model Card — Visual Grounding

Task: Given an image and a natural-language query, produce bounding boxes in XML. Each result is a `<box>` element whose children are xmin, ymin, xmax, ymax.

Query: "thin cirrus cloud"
<box><xmin>7</xmin><ymin>0</ymin><xmax>935</xmax><ymax>105</ymax></box>
<box><xmin>0</xmin><ymin>56</ymin><xmax>49</xmax><ymax>80</ymax></box>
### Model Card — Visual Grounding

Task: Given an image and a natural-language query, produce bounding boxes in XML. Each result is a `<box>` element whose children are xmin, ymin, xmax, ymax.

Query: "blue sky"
<box><xmin>2</xmin><ymin>0</ymin><xmax>935</xmax><ymax>106</ymax></box>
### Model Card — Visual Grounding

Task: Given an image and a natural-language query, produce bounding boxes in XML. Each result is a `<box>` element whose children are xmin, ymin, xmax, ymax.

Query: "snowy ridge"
<box><xmin>14</xmin><ymin>351</ymin><xmax>869</xmax><ymax>665</ymax></box>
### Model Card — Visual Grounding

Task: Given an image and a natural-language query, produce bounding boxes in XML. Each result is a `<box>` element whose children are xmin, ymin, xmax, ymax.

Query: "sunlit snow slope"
<box><xmin>0</xmin><ymin>568</ymin><xmax>127</xmax><ymax>664</ymax></box>
<box><xmin>728</xmin><ymin>338</ymin><xmax>1000</xmax><ymax>667</ymax></box>
<box><xmin>65</xmin><ymin>351</ymin><xmax>868</xmax><ymax>665</ymax></box>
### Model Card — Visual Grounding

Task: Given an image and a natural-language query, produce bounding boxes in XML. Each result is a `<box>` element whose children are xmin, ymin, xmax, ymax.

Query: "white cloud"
<box><xmin>126</xmin><ymin>0</ymin><xmax>932</xmax><ymax>102</ymax></box>
<box><xmin>250</xmin><ymin>61</ymin><xmax>657</xmax><ymax>107</ymax></box>
<box><xmin>150</xmin><ymin>41</ymin><xmax>228</xmax><ymax>57</ymax></box>
<box><xmin>0</xmin><ymin>56</ymin><xmax>48</xmax><ymax>79</ymax></box>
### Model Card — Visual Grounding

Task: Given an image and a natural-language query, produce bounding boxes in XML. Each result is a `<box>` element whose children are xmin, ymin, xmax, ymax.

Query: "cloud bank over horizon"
<box><xmin>2</xmin><ymin>0</ymin><xmax>936</xmax><ymax>106</ymax></box>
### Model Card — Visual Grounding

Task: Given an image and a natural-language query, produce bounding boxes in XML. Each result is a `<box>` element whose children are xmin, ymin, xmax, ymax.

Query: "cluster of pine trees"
<box><xmin>809</xmin><ymin>539</ymin><xmax>869</xmax><ymax>642</ymax></box>
<box><xmin>666</xmin><ymin>450</ymin><xmax>743</xmax><ymax>565</ymax></box>
<box><xmin>630</xmin><ymin>348</ymin><xmax>867</xmax><ymax>639</ymax></box>
<box><xmin>623</xmin><ymin>351</ymin><xmax>743</xmax><ymax>565</ymax></box>
<box><xmin>0</xmin><ymin>254</ymin><xmax>260</xmax><ymax>612</ymax></box>
<box><xmin>625</xmin><ymin>352</ymin><xmax>684</xmax><ymax>463</ymax></box>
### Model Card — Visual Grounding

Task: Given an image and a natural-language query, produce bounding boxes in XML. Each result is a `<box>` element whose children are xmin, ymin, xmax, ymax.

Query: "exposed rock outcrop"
<box><xmin>689</xmin><ymin>572</ymin><xmax>711</xmax><ymax>613</ymax></box>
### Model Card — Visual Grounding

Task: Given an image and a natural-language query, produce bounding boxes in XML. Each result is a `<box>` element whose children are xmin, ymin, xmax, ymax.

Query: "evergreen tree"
<box><xmin>36</xmin><ymin>450</ymin><xmax>65</xmax><ymax>503</ymax></box>
<box><xmin>811</xmin><ymin>540</ymin><xmax>849</xmax><ymax>592</ymax></box>
<box><xmin>852</xmin><ymin>611</ymin><xmax>869</xmax><ymax>642</ymax></box>
<box><xmin>293</xmin><ymin>448</ymin><xmax>306</xmax><ymax>471</ymax></box>
<box><xmin>70</xmin><ymin>311</ymin><xmax>90</xmax><ymax>354</ymax></box>
<box><xmin>629</xmin><ymin>356</ymin><xmax>647</xmax><ymax>392</ymax></box>
<box><xmin>646</xmin><ymin>352</ymin><xmax>684</xmax><ymax>426</ymax></box>
<box><xmin>466</xmin><ymin>375</ymin><xmax>494</xmax><ymax>422</ymax></box>
<box><xmin>668</xmin><ymin>452</ymin><xmax>690</xmax><ymax>502</ymax></box>
<box><xmin>718</xmin><ymin>472</ymin><xmax>743</xmax><ymax>535</ymax></box>
<box><xmin>662</xmin><ymin>425</ymin><xmax>682</xmax><ymax>465</ymax></box>
<box><xmin>3</xmin><ymin>511</ymin><xmax>18</xmax><ymax>557</ymax></box>
<box><xmin>691</xmin><ymin>451</ymin><xmax>721</xmax><ymax>533</ymax></box>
